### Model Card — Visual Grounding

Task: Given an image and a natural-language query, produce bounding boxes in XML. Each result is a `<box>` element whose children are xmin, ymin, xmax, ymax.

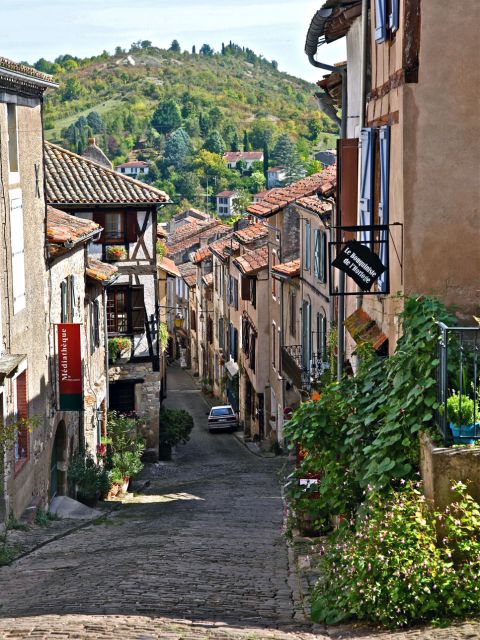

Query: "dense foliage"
<box><xmin>68</xmin><ymin>452</ymin><xmax>110</xmax><ymax>504</ymax></box>
<box><xmin>159</xmin><ymin>407</ymin><xmax>194</xmax><ymax>447</ymax></box>
<box><xmin>104</xmin><ymin>411</ymin><xmax>145</xmax><ymax>483</ymax></box>
<box><xmin>312</xmin><ymin>481</ymin><xmax>480</xmax><ymax>627</ymax></box>
<box><xmin>36</xmin><ymin>42</ymin><xmax>337</xmax><ymax>217</ymax></box>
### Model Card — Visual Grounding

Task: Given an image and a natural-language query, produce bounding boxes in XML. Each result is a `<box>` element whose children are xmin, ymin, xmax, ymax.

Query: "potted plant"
<box><xmin>159</xmin><ymin>407</ymin><xmax>194</xmax><ymax>460</ymax></box>
<box><xmin>108</xmin><ymin>336</ymin><xmax>132</xmax><ymax>363</ymax></box>
<box><xmin>105</xmin><ymin>245</ymin><xmax>127</xmax><ymax>262</ymax></box>
<box><xmin>68</xmin><ymin>452</ymin><xmax>111</xmax><ymax>506</ymax></box>
<box><xmin>447</xmin><ymin>391</ymin><xmax>480</xmax><ymax>444</ymax></box>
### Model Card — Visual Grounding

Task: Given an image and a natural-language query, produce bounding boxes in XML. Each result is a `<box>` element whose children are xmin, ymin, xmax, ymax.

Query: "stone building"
<box><xmin>0</xmin><ymin>58</ymin><xmax>58</xmax><ymax>520</ymax></box>
<box><xmin>45</xmin><ymin>206</ymin><xmax>117</xmax><ymax>496</ymax></box>
<box><xmin>43</xmin><ymin>141</ymin><xmax>169</xmax><ymax>459</ymax></box>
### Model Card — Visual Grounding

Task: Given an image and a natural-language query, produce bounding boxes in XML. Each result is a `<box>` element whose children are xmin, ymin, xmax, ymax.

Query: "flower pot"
<box><xmin>159</xmin><ymin>442</ymin><xmax>172</xmax><ymax>461</ymax></box>
<box><xmin>107</xmin><ymin>483</ymin><xmax>121</xmax><ymax>499</ymax></box>
<box><xmin>449</xmin><ymin>422</ymin><xmax>480</xmax><ymax>445</ymax></box>
<box><xmin>120</xmin><ymin>477</ymin><xmax>130</xmax><ymax>494</ymax></box>
<box><xmin>117</xmin><ymin>346</ymin><xmax>132</xmax><ymax>363</ymax></box>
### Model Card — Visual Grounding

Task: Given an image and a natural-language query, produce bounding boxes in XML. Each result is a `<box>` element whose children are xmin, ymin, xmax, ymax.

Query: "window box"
<box><xmin>108</xmin><ymin>336</ymin><xmax>132</xmax><ymax>363</ymax></box>
<box><xmin>106</xmin><ymin>245</ymin><xmax>127</xmax><ymax>262</ymax></box>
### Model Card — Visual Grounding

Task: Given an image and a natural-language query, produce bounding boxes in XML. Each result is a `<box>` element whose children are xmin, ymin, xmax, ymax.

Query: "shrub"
<box><xmin>108</xmin><ymin>336</ymin><xmax>131</xmax><ymax>362</ymax></box>
<box><xmin>68</xmin><ymin>452</ymin><xmax>111</xmax><ymax>504</ymax></box>
<box><xmin>311</xmin><ymin>481</ymin><xmax>480</xmax><ymax>628</ymax></box>
<box><xmin>446</xmin><ymin>392</ymin><xmax>478</xmax><ymax>426</ymax></box>
<box><xmin>159</xmin><ymin>407</ymin><xmax>193</xmax><ymax>447</ymax></box>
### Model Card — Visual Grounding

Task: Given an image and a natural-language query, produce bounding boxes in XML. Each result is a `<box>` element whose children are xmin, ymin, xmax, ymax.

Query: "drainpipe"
<box><xmin>357</xmin><ymin>0</ymin><xmax>369</xmax><ymax>314</ymax></box>
<box><xmin>306</xmin><ymin>57</ymin><xmax>347</xmax><ymax>381</ymax></box>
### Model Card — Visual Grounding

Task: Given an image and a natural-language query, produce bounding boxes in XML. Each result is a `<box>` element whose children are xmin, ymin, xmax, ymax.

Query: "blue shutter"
<box><xmin>389</xmin><ymin>0</ymin><xmax>399</xmax><ymax>32</ymax></box>
<box><xmin>375</xmin><ymin>0</ymin><xmax>387</xmax><ymax>43</ymax></box>
<box><xmin>314</xmin><ymin>230</ymin><xmax>320</xmax><ymax>277</ymax></box>
<box><xmin>378</xmin><ymin>126</ymin><xmax>390</xmax><ymax>292</ymax></box>
<box><xmin>359</xmin><ymin>128</ymin><xmax>375</xmax><ymax>247</ymax></box>
<box><xmin>305</xmin><ymin>221</ymin><xmax>311</xmax><ymax>271</ymax></box>
<box><xmin>320</xmin><ymin>232</ymin><xmax>327</xmax><ymax>283</ymax></box>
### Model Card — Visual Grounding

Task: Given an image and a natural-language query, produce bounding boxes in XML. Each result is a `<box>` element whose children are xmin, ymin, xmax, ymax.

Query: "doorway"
<box><xmin>50</xmin><ymin>420</ymin><xmax>67</xmax><ymax>498</ymax></box>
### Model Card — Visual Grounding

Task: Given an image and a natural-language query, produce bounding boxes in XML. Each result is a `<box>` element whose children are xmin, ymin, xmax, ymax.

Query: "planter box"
<box><xmin>449</xmin><ymin>421</ymin><xmax>480</xmax><ymax>445</ymax></box>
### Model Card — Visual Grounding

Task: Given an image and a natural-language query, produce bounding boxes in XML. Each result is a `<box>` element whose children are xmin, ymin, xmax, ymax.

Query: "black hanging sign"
<box><xmin>331</xmin><ymin>240</ymin><xmax>386</xmax><ymax>292</ymax></box>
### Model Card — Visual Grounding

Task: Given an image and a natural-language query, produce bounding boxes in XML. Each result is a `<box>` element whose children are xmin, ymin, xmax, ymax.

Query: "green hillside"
<box><xmin>38</xmin><ymin>42</ymin><xmax>337</xmax><ymax>213</ymax></box>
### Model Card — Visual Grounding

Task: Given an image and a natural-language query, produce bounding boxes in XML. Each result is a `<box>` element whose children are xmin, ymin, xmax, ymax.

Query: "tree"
<box><xmin>232</xmin><ymin>190</ymin><xmax>252</xmax><ymax>217</ymax></box>
<box><xmin>250</xmin><ymin>120</ymin><xmax>276</xmax><ymax>149</ymax></box>
<box><xmin>191</xmin><ymin>45</ymin><xmax>196</xmax><ymax>55</ymax></box>
<box><xmin>86</xmin><ymin>111</ymin><xmax>105</xmax><ymax>133</ymax></box>
<box><xmin>200</xmin><ymin>44</ymin><xmax>214</xmax><ymax>56</ymax></box>
<box><xmin>245</xmin><ymin>171</ymin><xmax>266</xmax><ymax>194</ymax></box>
<box><xmin>115</xmin><ymin>46</ymin><xmax>126</xmax><ymax>56</ymax></box>
<box><xmin>263</xmin><ymin>142</ymin><xmax>269</xmax><ymax>177</ymax></box>
<box><xmin>231</xmin><ymin>132</ymin><xmax>239</xmax><ymax>152</ymax></box>
<box><xmin>204</xmin><ymin>130</ymin><xmax>226</xmax><ymax>156</ymax></box>
<box><xmin>272</xmin><ymin>134</ymin><xmax>305</xmax><ymax>185</ymax></box>
<box><xmin>62</xmin><ymin>77</ymin><xmax>83</xmax><ymax>101</ymax></box>
<box><xmin>243</xmin><ymin>130</ymin><xmax>251</xmax><ymax>152</ymax></box>
<box><xmin>174</xmin><ymin>172</ymin><xmax>201</xmax><ymax>203</ymax></box>
<box><xmin>169</xmin><ymin>40</ymin><xmax>181</xmax><ymax>52</ymax></box>
<box><xmin>306</xmin><ymin>114</ymin><xmax>323</xmax><ymax>141</ymax></box>
<box><xmin>141</xmin><ymin>40</ymin><xmax>152</xmax><ymax>49</ymax></box>
<box><xmin>164</xmin><ymin>128</ymin><xmax>191</xmax><ymax>169</ymax></box>
<box><xmin>198</xmin><ymin>112</ymin><xmax>211</xmax><ymax>137</ymax></box>
<box><xmin>209</xmin><ymin>106</ymin><xmax>222</xmax><ymax>129</ymax></box>
<box><xmin>151</xmin><ymin>99</ymin><xmax>182</xmax><ymax>135</ymax></box>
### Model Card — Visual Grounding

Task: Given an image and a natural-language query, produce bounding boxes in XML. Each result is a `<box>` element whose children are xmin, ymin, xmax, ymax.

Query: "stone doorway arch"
<box><xmin>50</xmin><ymin>420</ymin><xmax>67</xmax><ymax>498</ymax></box>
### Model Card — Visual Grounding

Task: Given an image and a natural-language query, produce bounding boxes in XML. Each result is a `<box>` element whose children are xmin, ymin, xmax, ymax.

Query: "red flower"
<box><xmin>96</xmin><ymin>443</ymin><xmax>107</xmax><ymax>457</ymax></box>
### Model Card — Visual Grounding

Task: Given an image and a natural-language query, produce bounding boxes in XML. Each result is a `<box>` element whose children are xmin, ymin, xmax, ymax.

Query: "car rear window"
<box><xmin>211</xmin><ymin>407</ymin><xmax>234</xmax><ymax>416</ymax></box>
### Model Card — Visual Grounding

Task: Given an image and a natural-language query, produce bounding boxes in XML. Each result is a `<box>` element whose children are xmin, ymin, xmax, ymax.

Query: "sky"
<box><xmin>1</xmin><ymin>0</ymin><xmax>345</xmax><ymax>82</ymax></box>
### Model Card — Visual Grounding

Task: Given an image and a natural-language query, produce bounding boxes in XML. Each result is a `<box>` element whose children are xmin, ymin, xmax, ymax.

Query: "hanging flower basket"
<box><xmin>106</xmin><ymin>245</ymin><xmax>127</xmax><ymax>261</ymax></box>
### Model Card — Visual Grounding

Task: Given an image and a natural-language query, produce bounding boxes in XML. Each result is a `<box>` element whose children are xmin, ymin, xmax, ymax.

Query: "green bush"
<box><xmin>311</xmin><ymin>481</ymin><xmax>480</xmax><ymax>628</ymax></box>
<box><xmin>159</xmin><ymin>407</ymin><xmax>194</xmax><ymax>447</ymax></box>
<box><xmin>68</xmin><ymin>452</ymin><xmax>111</xmax><ymax>504</ymax></box>
<box><xmin>446</xmin><ymin>392</ymin><xmax>478</xmax><ymax>426</ymax></box>
<box><xmin>106</xmin><ymin>411</ymin><xmax>145</xmax><ymax>482</ymax></box>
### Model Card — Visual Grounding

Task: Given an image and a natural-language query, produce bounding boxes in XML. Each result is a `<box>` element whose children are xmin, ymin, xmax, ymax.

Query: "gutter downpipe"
<box><xmin>307</xmin><ymin>56</ymin><xmax>347</xmax><ymax>381</ymax></box>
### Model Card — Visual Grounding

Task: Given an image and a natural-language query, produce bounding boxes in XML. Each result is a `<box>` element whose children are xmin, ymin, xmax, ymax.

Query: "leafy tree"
<box><xmin>151</xmin><ymin>99</ymin><xmax>182</xmax><ymax>135</ymax></box>
<box><xmin>115</xmin><ymin>46</ymin><xmax>126</xmax><ymax>56</ymax></box>
<box><xmin>232</xmin><ymin>189</ymin><xmax>252</xmax><ymax>217</ymax></box>
<box><xmin>62</xmin><ymin>77</ymin><xmax>83</xmax><ymax>101</ymax></box>
<box><xmin>305</xmin><ymin>159</ymin><xmax>323</xmax><ymax>176</ymax></box>
<box><xmin>169</xmin><ymin>40</ymin><xmax>181</xmax><ymax>52</ymax></box>
<box><xmin>243</xmin><ymin>130</ymin><xmax>251</xmax><ymax>151</ymax></box>
<box><xmin>34</xmin><ymin>57</ymin><xmax>56</xmax><ymax>74</ymax></box>
<box><xmin>198</xmin><ymin>111</ymin><xmax>211</xmax><ymax>137</ymax></box>
<box><xmin>86</xmin><ymin>111</ymin><xmax>105</xmax><ymax>133</ymax></box>
<box><xmin>272</xmin><ymin>133</ymin><xmax>304</xmax><ymax>185</ymax></box>
<box><xmin>200</xmin><ymin>44</ymin><xmax>214</xmax><ymax>56</ymax></box>
<box><xmin>231</xmin><ymin>132</ymin><xmax>239</xmax><ymax>152</ymax></box>
<box><xmin>263</xmin><ymin>142</ymin><xmax>269</xmax><ymax>176</ymax></box>
<box><xmin>271</xmin><ymin>60</ymin><xmax>278</xmax><ymax>70</ymax></box>
<box><xmin>245</xmin><ymin>170</ymin><xmax>266</xmax><ymax>193</ymax></box>
<box><xmin>306</xmin><ymin>113</ymin><xmax>323</xmax><ymax>141</ymax></box>
<box><xmin>174</xmin><ymin>172</ymin><xmax>201</xmax><ymax>202</ymax></box>
<box><xmin>209</xmin><ymin>106</ymin><xmax>222</xmax><ymax>129</ymax></box>
<box><xmin>204</xmin><ymin>130</ymin><xmax>226</xmax><ymax>156</ymax></box>
<box><xmin>141</xmin><ymin>40</ymin><xmax>152</xmax><ymax>49</ymax></box>
<box><xmin>164</xmin><ymin>128</ymin><xmax>191</xmax><ymax>168</ymax></box>
<box><xmin>250</xmin><ymin>120</ymin><xmax>276</xmax><ymax>149</ymax></box>
<box><xmin>191</xmin><ymin>45</ymin><xmax>196</xmax><ymax>55</ymax></box>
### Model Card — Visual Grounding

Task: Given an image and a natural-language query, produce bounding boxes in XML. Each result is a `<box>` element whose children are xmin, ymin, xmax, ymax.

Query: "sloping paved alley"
<box><xmin>0</xmin><ymin>366</ymin><xmax>479</xmax><ymax>639</ymax></box>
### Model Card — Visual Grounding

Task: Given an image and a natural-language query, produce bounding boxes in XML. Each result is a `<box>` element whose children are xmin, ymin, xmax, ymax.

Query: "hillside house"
<box><xmin>266</xmin><ymin>168</ymin><xmax>287</xmax><ymax>189</ymax></box>
<box><xmin>116</xmin><ymin>160</ymin><xmax>149</xmax><ymax>176</ymax></box>
<box><xmin>223</xmin><ymin>151</ymin><xmax>264</xmax><ymax>170</ymax></box>
<box><xmin>216</xmin><ymin>191</ymin><xmax>237</xmax><ymax>217</ymax></box>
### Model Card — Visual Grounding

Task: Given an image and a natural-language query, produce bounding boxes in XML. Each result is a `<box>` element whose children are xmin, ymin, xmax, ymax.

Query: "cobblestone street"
<box><xmin>0</xmin><ymin>366</ymin><xmax>479</xmax><ymax>639</ymax></box>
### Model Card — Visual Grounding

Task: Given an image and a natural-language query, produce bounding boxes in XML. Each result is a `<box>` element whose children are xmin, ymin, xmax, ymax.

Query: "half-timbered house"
<box><xmin>44</xmin><ymin>141</ymin><xmax>169</xmax><ymax>458</ymax></box>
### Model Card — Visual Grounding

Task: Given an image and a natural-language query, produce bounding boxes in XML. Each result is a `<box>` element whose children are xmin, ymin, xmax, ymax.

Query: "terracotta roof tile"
<box><xmin>203</xmin><ymin>272</ymin><xmax>213</xmax><ymax>286</ymax></box>
<box><xmin>158</xmin><ymin>256</ymin><xmax>181</xmax><ymax>277</ymax></box>
<box><xmin>167</xmin><ymin>219</ymin><xmax>220</xmax><ymax>246</ymax></box>
<box><xmin>45</xmin><ymin>141</ymin><xmax>169</xmax><ymax>206</ymax></box>
<box><xmin>296</xmin><ymin>195</ymin><xmax>332</xmax><ymax>221</ymax></box>
<box><xmin>0</xmin><ymin>57</ymin><xmax>57</xmax><ymax>85</ymax></box>
<box><xmin>193</xmin><ymin>246</ymin><xmax>212</xmax><ymax>264</ymax></box>
<box><xmin>234</xmin><ymin>222</ymin><xmax>269</xmax><ymax>244</ymax></box>
<box><xmin>167</xmin><ymin>222</ymin><xmax>230</xmax><ymax>258</ymax></box>
<box><xmin>86</xmin><ymin>257</ymin><xmax>118</xmax><ymax>284</ymax></box>
<box><xmin>272</xmin><ymin>258</ymin><xmax>301</xmax><ymax>278</ymax></box>
<box><xmin>223</xmin><ymin>152</ymin><xmax>263</xmax><ymax>162</ymax></box>
<box><xmin>178</xmin><ymin>262</ymin><xmax>197</xmax><ymax>288</ymax></box>
<box><xmin>344</xmin><ymin>307</ymin><xmax>387</xmax><ymax>351</ymax></box>
<box><xmin>247</xmin><ymin>165</ymin><xmax>336</xmax><ymax>218</ymax></box>
<box><xmin>116</xmin><ymin>160</ymin><xmax>149</xmax><ymax>168</ymax></box>
<box><xmin>234</xmin><ymin>245</ymin><xmax>269</xmax><ymax>275</ymax></box>
<box><xmin>47</xmin><ymin>206</ymin><xmax>100</xmax><ymax>256</ymax></box>
<box><xmin>210</xmin><ymin>234</ymin><xmax>240</xmax><ymax>261</ymax></box>
<box><xmin>216</xmin><ymin>190</ymin><xmax>236</xmax><ymax>197</ymax></box>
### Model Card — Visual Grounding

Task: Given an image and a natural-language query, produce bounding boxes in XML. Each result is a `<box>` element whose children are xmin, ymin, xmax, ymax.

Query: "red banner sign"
<box><xmin>57</xmin><ymin>323</ymin><xmax>83</xmax><ymax>411</ymax></box>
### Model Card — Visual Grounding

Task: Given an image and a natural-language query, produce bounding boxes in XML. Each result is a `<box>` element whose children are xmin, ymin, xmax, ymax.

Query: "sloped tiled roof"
<box><xmin>193</xmin><ymin>246</ymin><xmax>212</xmax><ymax>264</ymax></box>
<box><xmin>247</xmin><ymin>165</ymin><xmax>336</xmax><ymax>218</ymax></box>
<box><xmin>272</xmin><ymin>258</ymin><xmax>301</xmax><ymax>278</ymax></box>
<box><xmin>167</xmin><ymin>222</ymin><xmax>230</xmax><ymax>259</ymax></box>
<box><xmin>158</xmin><ymin>256</ymin><xmax>181</xmax><ymax>277</ymax></box>
<box><xmin>234</xmin><ymin>246</ymin><xmax>269</xmax><ymax>275</ymax></box>
<box><xmin>210</xmin><ymin>234</ymin><xmax>240</xmax><ymax>261</ymax></box>
<box><xmin>223</xmin><ymin>152</ymin><xmax>263</xmax><ymax>162</ymax></box>
<box><xmin>0</xmin><ymin>57</ymin><xmax>56</xmax><ymax>84</ymax></box>
<box><xmin>167</xmin><ymin>219</ymin><xmax>220</xmax><ymax>247</ymax></box>
<box><xmin>86</xmin><ymin>257</ymin><xmax>118</xmax><ymax>284</ymax></box>
<box><xmin>234</xmin><ymin>222</ymin><xmax>269</xmax><ymax>244</ymax></box>
<box><xmin>46</xmin><ymin>206</ymin><xmax>100</xmax><ymax>257</ymax></box>
<box><xmin>296</xmin><ymin>195</ymin><xmax>332</xmax><ymax>222</ymax></box>
<box><xmin>216</xmin><ymin>190</ymin><xmax>236</xmax><ymax>198</ymax></box>
<box><xmin>203</xmin><ymin>272</ymin><xmax>213</xmax><ymax>287</ymax></box>
<box><xmin>45</xmin><ymin>141</ymin><xmax>169</xmax><ymax>206</ymax></box>
<box><xmin>178</xmin><ymin>262</ymin><xmax>197</xmax><ymax>288</ymax></box>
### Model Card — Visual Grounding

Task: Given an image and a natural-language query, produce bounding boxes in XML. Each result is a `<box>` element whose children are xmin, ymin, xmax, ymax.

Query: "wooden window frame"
<box><xmin>14</xmin><ymin>369</ymin><xmax>29</xmax><ymax>476</ymax></box>
<box><xmin>107</xmin><ymin>286</ymin><xmax>145</xmax><ymax>335</ymax></box>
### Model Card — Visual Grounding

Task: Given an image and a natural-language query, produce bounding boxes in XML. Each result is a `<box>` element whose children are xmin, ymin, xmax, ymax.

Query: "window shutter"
<box><xmin>130</xmin><ymin>286</ymin><xmax>145</xmax><ymax>333</ymax></box>
<box><xmin>314</xmin><ymin>230</ymin><xmax>320</xmax><ymax>278</ymax></box>
<box><xmin>234</xmin><ymin>278</ymin><xmax>238</xmax><ymax>310</ymax></box>
<box><xmin>126</xmin><ymin>212</ymin><xmax>138</xmax><ymax>243</ymax></box>
<box><xmin>337</xmin><ymin>138</ymin><xmax>359</xmax><ymax>241</ymax></box>
<box><xmin>250</xmin><ymin>334</ymin><xmax>256</xmax><ymax>373</ymax></box>
<box><xmin>320</xmin><ymin>232</ymin><xmax>327</xmax><ymax>283</ymax></box>
<box><xmin>378</xmin><ymin>125</ymin><xmax>390</xmax><ymax>292</ymax></box>
<box><xmin>95</xmin><ymin>301</ymin><xmax>101</xmax><ymax>346</ymax></box>
<box><xmin>389</xmin><ymin>0</ymin><xmax>399</xmax><ymax>32</ymax></box>
<box><xmin>60</xmin><ymin>281</ymin><xmax>68</xmax><ymax>323</ymax></box>
<box><xmin>304</xmin><ymin>221</ymin><xmax>311</xmax><ymax>270</ymax></box>
<box><xmin>89</xmin><ymin>303</ymin><xmax>95</xmax><ymax>354</ymax></box>
<box><xmin>251</xmin><ymin>279</ymin><xmax>257</xmax><ymax>308</ymax></box>
<box><xmin>241</xmin><ymin>276</ymin><xmax>251</xmax><ymax>301</ymax></box>
<box><xmin>359</xmin><ymin>128</ymin><xmax>375</xmax><ymax>246</ymax></box>
<box><xmin>10</xmin><ymin>196</ymin><xmax>25</xmax><ymax>314</ymax></box>
<box><xmin>375</xmin><ymin>0</ymin><xmax>387</xmax><ymax>43</ymax></box>
<box><xmin>70</xmin><ymin>275</ymin><xmax>79</xmax><ymax>322</ymax></box>
<box><xmin>233</xmin><ymin>328</ymin><xmax>238</xmax><ymax>361</ymax></box>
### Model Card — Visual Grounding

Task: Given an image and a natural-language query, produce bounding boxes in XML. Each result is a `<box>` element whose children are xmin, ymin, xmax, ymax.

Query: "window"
<box><xmin>104</xmin><ymin>213</ymin><xmax>124</xmax><ymax>242</ymax></box>
<box><xmin>290</xmin><ymin>291</ymin><xmax>297</xmax><ymax>338</ymax></box>
<box><xmin>14</xmin><ymin>369</ymin><xmax>28</xmax><ymax>472</ymax></box>
<box><xmin>314</xmin><ymin>230</ymin><xmax>327</xmax><ymax>283</ymax></box>
<box><xmin>301</xmin><ymin>300</ymin><xmax>312</xmax><ymax>370</ymax></box>
<box><xmin>278</xmin><ymin>327</ymin><xmax>281</xmax><ymax>376</ymax></box>
<box><xmin>121</xmin><ymin>168</ymin><xmax>126</xmax><ymax>173</ymax></box>
<box><xmin>60</xmin><ymin>275</ymin><xmax>79</xmax><ymax>323</ymax></box>
<box><xmin>271</xmin><ymin>252</ymin><xmax>277</xmax><ymax>297</ymax></box>
<box><xmin>375</xmin><ymin>0</ymin><xmax>399</xmax><ymax>43</ymax></box>
<box><xmin>250</xmin><ymin>334</ymin><xmax>256</xmax><ymax>373</ymax></box>
<box><xmin>272</xmin><ymin>323</ymin><xmax>276</xmax><ymax>369</ymax></box>
<box><xmin>316</xmin><ymin>312</ymin><xmax>327</xmax><ymax>359</ymax></box>
<box><xmin>10</xmin><ymin>193</ymin><xmax>25</xmax><ymax>314</ymax></box>
<box><xmin>7</xmin><ymin>104</ymin><xmax>19</xmax><ymax>174</ymax></box>
<box><xmin>109</xmin><ymin>381</ymin><xmax>135</xmax><ymax>413</ymax></box>
<box><xmin>90</xmin><ymin>300</ymin><xmax>101</xmax><ymax>354</ymax></box>
<box><xmin>218</xmin><ymin>316</ymin><xmax>224</xmax><ymax>349</ymax></box>
<box><xmin>107</xmin><ymin>286</ymin><xmax>145</xmax><ymax>334</ymax></box>
<box><xmin>251</xmin><ymin>278</ymin><xmax>257</xmax><ymax>309</ymax></box>
<box><xmin>233</xmin><ymin>277</ymin><xmax>238</xmax><ymax>310</ymax></box>
<box><xmin>190</xmin><ymin>309</ymin><xmax>197</xmax><ymax>332</ymax></box>
<box><xmin>304</xmin><ymin>221</ymin><xmax>311</xmax><ymax>271</ymax></box>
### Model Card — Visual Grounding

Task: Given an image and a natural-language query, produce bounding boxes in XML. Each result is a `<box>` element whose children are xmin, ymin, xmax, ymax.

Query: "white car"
<box><xmin>207</xmin><ymin>405</ymin><xmax>238</xmax><ymax>432</ymax></box>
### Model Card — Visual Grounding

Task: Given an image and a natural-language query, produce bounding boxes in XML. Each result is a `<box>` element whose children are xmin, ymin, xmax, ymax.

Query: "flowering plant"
<box><xmin>96</xmin><ymin>443</ymin><xmax>107</xmax><ymax>457</ymax></box>
<box><xmin>105</xmin><ymin>245</ymin><xmax>127</xmax><ymax>261</ymax></box>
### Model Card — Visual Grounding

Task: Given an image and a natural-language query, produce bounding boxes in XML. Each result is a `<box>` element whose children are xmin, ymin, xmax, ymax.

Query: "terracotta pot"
<box><xmin>107</xmin><ymin>483</ymin><xmax>121</xmax><ymax>499</ymax></box>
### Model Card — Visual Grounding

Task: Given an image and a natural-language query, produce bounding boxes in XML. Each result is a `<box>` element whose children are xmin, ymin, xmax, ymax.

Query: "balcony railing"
<box><xmin>281</xmin><ymin>345</ymin><xmax>329</xmax><ymax>392</ymax></box>
<box><xmin>437</xmin><ymin>322</ymin><xmax>480</xmax><ymax>445</ymax></box>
